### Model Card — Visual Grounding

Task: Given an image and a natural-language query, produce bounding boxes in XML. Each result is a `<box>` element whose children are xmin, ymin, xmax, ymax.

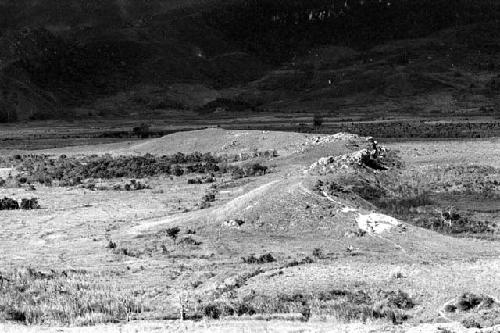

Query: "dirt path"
<box><xmin>127</xmin><ymin>179</ymin><xmax>282</xmax><ymax>234</ymax></box>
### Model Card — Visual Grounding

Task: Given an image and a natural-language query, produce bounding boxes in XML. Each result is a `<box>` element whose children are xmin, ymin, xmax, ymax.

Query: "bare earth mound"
<box><xmin>39</xmin><ymin>128</ymin><xmax>361</xmax><ymax>157</ymax></box>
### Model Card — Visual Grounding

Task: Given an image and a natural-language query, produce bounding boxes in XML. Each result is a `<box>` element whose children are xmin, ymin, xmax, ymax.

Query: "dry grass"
<box><xmin>0</xmin><ymin>269</ymin><xmax>146</xmax><ymax>325</ymax></box>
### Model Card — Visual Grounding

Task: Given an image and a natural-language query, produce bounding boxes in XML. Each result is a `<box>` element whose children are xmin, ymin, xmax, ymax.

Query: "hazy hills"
<box><xmin>1</xmin><ymin>0</ymin><xmax>500</xmax><ymax>122</ymax></box>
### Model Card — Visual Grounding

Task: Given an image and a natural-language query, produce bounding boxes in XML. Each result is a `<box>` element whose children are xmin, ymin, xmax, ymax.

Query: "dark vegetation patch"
<box><xmin>14</xmin><ymin>152</ymin><xmax>221</xmax><ymax>183</ymax></box>
<box><xmin>230</xmin><ymin>163</ymin><xmax>268</xmax><ymax>180</ymax></box>
<box><xmin>0</xmin><ymin>153</ymin><xmax>268</xmax><ymax>187</ymax></box>
<box><xmin>0</xmin><ymin>197</ymin><xmax>20</xmax><ymax>210</ymax></box>
<box><xmin>411</xmin><ymin>211</ymin><xmax>496</xmax><ymax>235</ymax></box>
<box><xmin>196</xmin><ymin>98</ymin><xmax>257</xmax><ymax>114</ymax></box>
<box><xmin>178</xmin><ymin>237</ymin><xmax>202</xmax><ymax>246</ymax></box>
<box><xmin>112</xmin><ymin>179</ymin><xmax>151</xmax><ymax>191</ymax></box>
<box><xmin>312</xmin><ymin>248</ymin><xmax>324</xmax><ymax>259</ymax></box>
<box><xmin>455</xmin><ymin>293</ymin><xmax>496</xmax><ymax>312</ymax></box>
<box><xmin>307</xmin><ymin>121</ymin><xmax>500</xmax><ymax>139</ymax></box>
<box><xmin>318</xmin><ymin>152</ymin><xmax>499</xmax><ymax>237</ymax></box>
<box><xmin>199</xmin><ymin>189</ymin><xmax>218</xmax><ymax>209</ymax></box>
<box><xmin>165</xmin><ymin>227</ymin><xmax>181</xmax><ymax>244</ymax></box>
<box><xmin>188</xmin><ymin>176</ymin><xmax>215</xmax><ymax>185</ymax></box>
<box><xmin>19</xmin><ymin>198</ymin><xmax>41</xmax><ymax>210</ymax></box>
<box><xmin>202</xmin><ymin>288</ymin><xmax>414</xmax><ymax>323</ymax></box>
<box><xmin>0</xmin><ymin>197</ymin><xmax>39</xmax><ymax>210</ymax></box>
<box><xmin>444</xmin><ymin>293</ymin><xmax>500</xmax><ymax>328</ymax></box>
<box><xmin>242</xmin><ymin>253</ymin><xmax>276</xmax><ymax>264</ymax></box>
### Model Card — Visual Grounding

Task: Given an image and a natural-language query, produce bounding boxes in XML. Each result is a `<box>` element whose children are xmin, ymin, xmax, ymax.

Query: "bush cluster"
<box><xmin>10</xmin><ymin>152</ymin><xmax>221</xmax><ymax>183</ymax></box>
<box><xmin>202</xmin><ymin>288</ymin><xmax>414</xmax><ymax>323</ymax></box>
<box><xmin>412</xmin><ymin>214</ymin><xmax>496</xmax><ymax>235</ymax></box>
<box><xmin>5</xmin><ymin>153</ymin><xmax>269</xmax><ymax>186</ymax></box>
<box><xmin>113</xmin><ymin>179</ymin><xmax>150</xmax><ymax>191</ymax></box>
<box><xmin>187</xmin><ymin>176</ymin><xmax>215</xmax><ymax>185</ymax></box>
<box><xmin>242</xmin><ymin>253</ymin><xmax>276</xmax><ymax>264</ymax></box>
<box><xmin>229</xmin><ymin>163</ymin><xmax>268</xmax><ymax>180</ymax></box>
<box><xmin>0</xmin><ymin>197</ymin><xmax>40</xmax><ymax>210</ymax></box>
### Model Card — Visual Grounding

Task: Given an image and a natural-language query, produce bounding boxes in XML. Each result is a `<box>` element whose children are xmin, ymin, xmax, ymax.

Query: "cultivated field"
<box><xmin>0</xmin><ymin>128</ymin><xmax>499</xmax><ymax>332</ymax></box>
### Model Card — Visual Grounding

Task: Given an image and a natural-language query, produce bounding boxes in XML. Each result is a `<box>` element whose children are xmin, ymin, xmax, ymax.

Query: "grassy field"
<box><xmin>0</xmin><ymin>129</ymin><xmax>499</xmax><ymax>332</ymax></box>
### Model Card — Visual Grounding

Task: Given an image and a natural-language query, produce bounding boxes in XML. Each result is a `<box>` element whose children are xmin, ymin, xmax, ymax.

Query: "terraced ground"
<box><xmin>0</xmin><ymin>129</ymin><xmax>499</xmax><ymax>332</ymax></box>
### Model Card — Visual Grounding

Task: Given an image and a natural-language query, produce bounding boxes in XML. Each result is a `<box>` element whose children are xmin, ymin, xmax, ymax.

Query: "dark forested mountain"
<box><xmin>1</xmin><ymin>0</ymin><xmax>500</xmax><ymax>122</ymax></box>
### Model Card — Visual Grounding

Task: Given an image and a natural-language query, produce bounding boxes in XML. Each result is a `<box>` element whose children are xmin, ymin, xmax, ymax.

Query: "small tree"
<box><xmin>133</xmin><ymin>123</ymin><xmax>151</xmax><ymax>138</ymax></box>
<box><xmin>313</xmin><ymin>113</ymin><xmax>323</xmax><ymax>129</ymax></box>
<box><xmin>166</xmin><ymin>227</ymin><xmax>181</xmax><ymax>244</ymax></box>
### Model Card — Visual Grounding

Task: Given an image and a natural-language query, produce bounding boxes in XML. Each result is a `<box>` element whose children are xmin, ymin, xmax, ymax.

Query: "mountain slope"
<box><xmin>2</xmin><ymin>0</ymin><xmax>500</xmax><ymax>122</ymax></box>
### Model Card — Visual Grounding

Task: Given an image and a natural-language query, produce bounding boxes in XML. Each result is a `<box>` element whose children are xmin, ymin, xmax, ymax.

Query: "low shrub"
<box><xmin>107</xmin><ymin>240</ymin><xmax>117</xmax><ymax>249</ymax></box>
<box><xmin>312</xmin><ymin>248</ymin><xmax>323</xmax><ymax>258</ymax></box>
<box><xmin>462</xmin><ymin>318</ymin><xmax>482</xmax><ymax>328</ymax></box>
<box><xmin>444</xmin><ymin>304</ymin><xmax>457</xmax><ymax>313</ymax></box>
<box><xmin>203</xmin><ymin>302</ymin><xmax>235</xmax><ymax>319</ymax></box>
<box><xmin>178</xmin><ymin>237</ymin><xmax>202</xmax><ymax>246</ymax></box>
<box><xmin>230</xmin><ymin>163</ymin><xmax>268</xmax><ymax>179</ymax></box>
<box><xmin>202</xmin><ymin>193</ymin><xmax>216</xmax><ymax>203</ymax></box>
<box><xmin>199</xmin><ymin>201</ymin><xmax>211</xmax><ymax>209</ymax></box>
<box><xmin>0</xmin><ymin>197</ymin><xmax>20</xmax><ymax>210</ymax></box>
<box><xmin>0</xmin><ymin>197</ymin><xmax>40</xmax><ymax>210</ymax></box>
<box><xmin>113</xmin><ymin>180</ymin><xmax>150</xmax><ymax>191</ymax></box>
<box><xmin>188</xmin><ymin>176</ymin><xmax>215</xmax><ymax>184</ymax></box>
<box><xmin>20</xmin><ymin>198</ymin><xmax>40</xmax><ymax>210</ymax></box>
<box><xmin>455</xmin><ymin>293</ymin><xmax>495</xmax><ymax>311</ymax></box>
<box><xmin>412</xmin><ymin>215</ymin><xmax>496</xmax><ymax>235</ymax></box>
<box><xmin>380</xmin><ymin>290</ymin><xmax>415</xmax><ymax>310</ymax></box>
<box><xmin>242</xmin><ymin>253</ymin><xmax>276</xmax><ymax>264</ymax></box>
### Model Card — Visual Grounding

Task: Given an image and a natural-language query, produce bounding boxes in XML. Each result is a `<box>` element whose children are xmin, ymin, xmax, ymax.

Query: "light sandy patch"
<box><xmin>356</xmin><ymin>212</ymin><xmax>402</xmax><ymax>233</ymax></box>
<box><xmin>342</xmin><ymin>206</ymin><xmax>357</xmax><ymax>213</ymax></box>
<box><xmin>0</xmin><ymin>167</ymin><xmax>17</xmax><ymax>178</ymax></box>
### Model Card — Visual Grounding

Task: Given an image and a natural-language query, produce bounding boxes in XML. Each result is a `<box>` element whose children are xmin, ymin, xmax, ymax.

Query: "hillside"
<box><xmin>2</xmin><ymin>0</ymin><xmax>500</xmax><ymax>123</ymax></box>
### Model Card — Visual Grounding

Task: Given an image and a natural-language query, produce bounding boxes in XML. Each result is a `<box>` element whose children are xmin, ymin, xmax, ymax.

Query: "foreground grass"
<box><xmin>0</xmin><ymin>269</ymin><xmax>147</xmax><ymax>325</ymax></box>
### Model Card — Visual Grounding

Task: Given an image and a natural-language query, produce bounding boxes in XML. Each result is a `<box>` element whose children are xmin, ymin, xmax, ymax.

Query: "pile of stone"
<box><xmin>308</xmin><ymin>149</ymin><xmax>374</xmax><ymax>174</ymax></box>
<box><xmin>306</xmin><ymin>133</ymin><xmax>361</xmax><ymax>146</ymax></box>
<box><xmin>308</xmin><ymin>137</ymin><xmax>390</xmax><ymax>174</ymax></box>
<box><xmin>223</xmin><ymin>219</ymin><xmax>245</xmax><ymax>228</ymax></box>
